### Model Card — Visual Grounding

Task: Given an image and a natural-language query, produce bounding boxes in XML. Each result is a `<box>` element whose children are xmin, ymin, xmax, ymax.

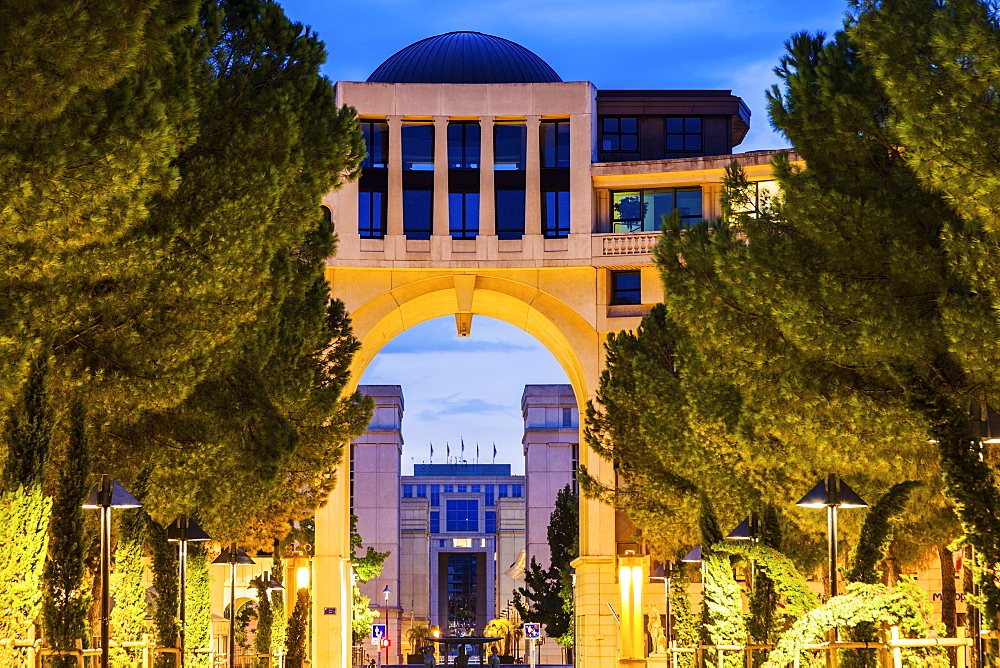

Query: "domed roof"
<box><xmin>367</xmin><ymin>32</ymin><xmax>562</xmax><ymax>84</ymax></box>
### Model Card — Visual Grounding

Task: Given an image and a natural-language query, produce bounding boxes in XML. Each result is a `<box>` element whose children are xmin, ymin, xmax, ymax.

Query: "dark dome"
<box><xmin>367</xmin><ymin>32</ymin><xmax>562</xmax><ymax>84</ymax></box>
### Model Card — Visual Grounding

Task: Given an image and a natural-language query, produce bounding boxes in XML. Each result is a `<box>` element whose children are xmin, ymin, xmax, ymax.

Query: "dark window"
<box><xmin>431</xmin><ymin>485</ymin><xmax>440</xmax><ymax>506</ymax></box>
<box><xmin>430</xmin><ymin>511</ymin><xmax>440</xmax><ymax>534</ymax></box>
<box><xmin>485</xmin><ymin>485</ymin><xmax>495</xmax><ymax>507</ymax></box>
<box><xmin>541</xmin><ymin>120</ymin><xmax>570</xmax><ymax>168</ymax></box>
<box><xmin>601</xmin><ymin>117</ymin><xmax>638</xmax><ymax>152</ymax></box>
<box><xmin>498</xmin><ymin>484</ymin><xmax>508</xmax><ymax>498</ymax></box>
<box><xmin>358</xmin><ymin>191</ymin><xmax>386</xmax><ymax>238</ymax></box>
<box><xmin>563</xmin><ymin>407</ymin><xmax>572</xmax><ymax>427</ymax></box>
<box><xmin>446</xmin><ymin>499</ymin><xmax>478</xmax><ymax>532</ymax></box>
<box><xmin>457</xmin><ymin>484</ymin><xmax>467</xmax><ymax>493</ymax></box>
<box><xmin>494</xmin><ymin>123</ymin><xmax>526</xmax><ymax>170</ymax></box>
<box><xmin>447</xmin><ymin>554</ymin><xmax>478</xmax><ymax>636</ymax></box>
<box><xmin>449</xmin><ymin>192</ymin><xmax>479</xmax><ymax>239</ymax></box>
<box><xmin>402</xmin><ymin>122</ymin><xmax>434</xmax><ymax>170</ymax></box>
<box><xmin>360</xmin><ymin>120</ymin><xmax>389</xmax><ymax>168</ymax></box>
<box><xmin>485</xmin><ymin>511</ymin><xmax>497</xmax><ymax>534</ymax></box>
<box><xmin>448</xmin><ymin>122</ymin><xmax>481</xmax><ymax>168</ymax></box>
<box><xmin>471</xmin><ymin>484</ymin><xmax>480</xmax><ymax>494</ymax></box>
<box><xmin>512</xmin><ymin>484</ymin><xmax>522</xmax><ymax>498</ymax></box>
<box><xmin>611</xmin><ymin>187</ymin><xmax>702</xmax><ymax>232</ymax></box>
<box><xmin>543</xmin><ymin>191</ymin><xmax>571</xmax><ymax>238</ymax></box>
<box><xmin>496</xmin><ymin>189</ymin><xmax>525</xmax><ymax>240</ymax></box>
<box><xmin>403</xmin><ymin>484</ymin><xmax>412</xmax><ymax>498</ymax></box>
<box><xmin>417</xmin><ymin>484</ymin><xmax>427</xmax><ymax>498</ymax></box>
<box><xmin>666</xmin><ymin>117</ymin><xmax>702</xmax><ymax>152</ymax></box>
<box><xmin>611</xmin><ymin>270</ymin><xmax>641</xmax><ymax>305</ymax></box>
<box><xmin>403</xmin><ymin>189</ymin><xmax>432</xmax><ymax>240</ymax></box>
<box><xmin>444</xmin><ymin>484</ymin><xmax>453</xmax><ymax>493</ymax></box>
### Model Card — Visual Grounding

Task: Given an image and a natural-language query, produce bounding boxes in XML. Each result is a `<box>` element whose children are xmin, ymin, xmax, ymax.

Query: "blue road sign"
<box><xmin>523</xmin><ymin>622</ymin><xmax>541</xmax><ymax>639</ymax></box>
<box><xmin>372</xmin><ymin>624</ymin><xmax>386</xmax><ymax>640</ymax></box>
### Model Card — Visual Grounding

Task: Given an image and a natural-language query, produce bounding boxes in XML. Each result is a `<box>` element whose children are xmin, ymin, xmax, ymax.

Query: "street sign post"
<box><xmin>523</xmin><ymin>624</ymin><xmax>541</xmax><ymax>668</ymax></box>
<box><xmin>372</xmin><ymin>624</ymin><xmax>387</xmax><ymax>668</ymax></box>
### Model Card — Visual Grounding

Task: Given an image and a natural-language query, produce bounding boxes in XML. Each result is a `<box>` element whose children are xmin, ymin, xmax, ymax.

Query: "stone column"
<box><xmin>525</xmin><ymin>115</ymin><xmax>542</xmax><ymax>236</ymax></box>
<box><xmin>433</xmin><ymin>116</ymin><xmax>450</xmax><ymax>238</ymax></box>
<box><xmin>479</xmin><ymin>116</ymin><xmax>496</xmax><ymax>237</ymax></box>
<box><xmin>387</xmin><ymin>115</ymin><xmax>404</xmax><ymax>238</ymax></box>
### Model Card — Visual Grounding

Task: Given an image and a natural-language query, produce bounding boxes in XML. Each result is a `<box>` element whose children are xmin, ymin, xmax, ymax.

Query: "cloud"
<box><xmin>415</xmin><ymin>396</ymin><xmax>510</xmax><ymax>419</ymax></box>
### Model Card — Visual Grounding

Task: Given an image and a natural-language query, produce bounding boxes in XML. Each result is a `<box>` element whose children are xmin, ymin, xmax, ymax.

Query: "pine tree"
<box><xmin>148</xmin><ymin>519</ymin><xmax>179</xmax><ymax>667</ymax></box>
<box><xmin>110</xmin><ymin>474</ymin><xmax>149</xmax><ymax>668</ymax></box>
<box><xmin>269</xmin><ymin>545</ymin><xmax>286</xmax><ymax>664</ymax></box>
<box><xmin>284</xmin><ymin>589</ymin><xmax>309</xmax><ymax>668</ymax></box>
<box><xmin>42</xmin><ymin>399</ymin><xmax>91</xmax><ymax>667</ymax></box>
<box><xmin>185</xmin><ymin>543</ymin><xmax>212</xmax><ymax>668</ymax></box>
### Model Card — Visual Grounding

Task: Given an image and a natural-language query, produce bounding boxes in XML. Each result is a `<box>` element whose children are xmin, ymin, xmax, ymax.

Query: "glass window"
<box><xmin>563</xmin><ymin>407</ymin><xmax>572</xmax><ymax>427</ymax></box>
<box><xmin>452</xmin><ymin>538</ymin><xmax>473</xmax><ymax>548</ymax></box>
<box><xmin>485</xmin><ymin>511</ymin><xmax>497</xmax><ymax>534</ymax></box>
<box><xmin>403</xmin><ymin>484</ymin><xmax>412</xmax><ymax>498</ymax></box>
<box><xmin>543</xmin><ymin>191</ymin><xmax>570</xmax><ymax>239</ymax></box>
<box><xmin>360</xmin><ymin>120</ymin><xmax>389</xmax><ymax>168</ymax></box>
<box><xmin>496</xmin><ymin>189</ymin><xmax>525</xmax><ymax>240</ymax></box>
<box><xmin>498</xmin><ymin>485</ymin><xmax>508</xmax><ymax>498</ymax></box>
<box><xmin>358</xmin><ymin>191</ymin><xmax>386</xmax><ymax>238</ymax></box>
<box><xmin>601</xmin><ymin>117</ymin><xmax>638</xmax><ymax>152</ymax></box>
<box><xmin>403</xmin><ymin>189</ymin><xmax>432</xmax><ymax>240</ymax></box>
<box><xmin>416</xmin><ymin>484</ymin><xmax>427</xmax><ymax>498</ymax></box>
<box><xmin>611</xmin><ymin>271</ymin><xmax>641</xmax><ymax>306</ymax></box>
<box><xmin>541</xmin><ymin>120</ymin><xmax>570</xmax><ymax>168</ymax></box>
<box><xmin>402</xmin><ymin>122</ymin><xmax>434</xmax><ymax>170</ymax></box>
<box><xmin>729</xmin><ymin>180</ymin><xmax>780</xmax><ymax>219</ymax></box>
<box><xmin>457</xmin><ymin>484</ymin><xmax>467</xmax><ymax>493</ymax></box>
<box><xmin>430</xmin><ymin>511</ymin><xmax>440</xmax><ymax>534</ymax></box>
<box><xmin>666</xmin><ymin>117</ymin><xmax>702</xmax><ymax>152</ymax></box>
<box><xmin>444</xmin><ymin>484</ymin><xmax>453</xmax><ymax>494</ymax></box>
<box><xmin>471</xmin><ymin>484</ymin><xmax>480</xmax><ymax>494</ymax></box>
<box><xmin>494</xmin><ymin>123</ymin><xmax>526</xmax><ymax>170</ymax></box>
<box><xmin>448</xmin><ymin>122</ymin><xmax>481</xmax><ymax>168</ymax></box>
<box><xmin>485</xmin><ymin>485</ymin><xmax>495</xmax><ymax>507</ymax></box>
<box><xmin>431</xmin><ymin>485</ymin><xmax>440</xmax><ymax>506</ymax></box>
<box><xmin>446</xmin><ymin>499</ymin><xmax>478</xmax><ymax>532</ymax></box>
<box><xmin>512</xmin><ymin>484</ymin><xmax>522</xmax><ymax>498</ymax></box>
<box><xmin>449</xmin><ymin>192</ymin><xmax>479</xmax><ymax>239</ymax></box>
<box><xmin>611</xmin><ymin>187</ymin><xmax>702</xmax><ymax>232</ymax></box>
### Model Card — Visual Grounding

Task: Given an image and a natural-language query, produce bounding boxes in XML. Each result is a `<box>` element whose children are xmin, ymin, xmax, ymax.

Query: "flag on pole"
<box><xmin>430</xmin><ymin>442</ymin><xmax>434</xmax><ymax>463</ymax></box>
<box><xmin>493</xmin><ymin>442</ymin><xmax>497</xmax><ymax>463</ymax></box>
<box><xmin>476</xmin><ymin>442</ymin><xmax>480</xmax><ymax>462</ymax></box>
<box><xmin>446</xmin><ymin>442</ymin><xmax>450</xmax><ymax>462</ymax></box>
<box><xmin>461</xmin><ymin>438</ymin><xmax>465</xmax><ymax>461</ymax></box>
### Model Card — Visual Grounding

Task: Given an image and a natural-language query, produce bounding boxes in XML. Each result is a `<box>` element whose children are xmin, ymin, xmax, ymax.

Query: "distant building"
<box><xmin>352</xmin><ymin>384</ymin><xmax>576</xmax><ymax>663</ymax></box>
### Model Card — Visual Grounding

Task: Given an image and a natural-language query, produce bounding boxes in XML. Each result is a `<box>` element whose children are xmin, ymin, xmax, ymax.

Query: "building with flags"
<box><xmin>351</xmin><ymin>384</ymin><xmax>577</xmax><ymax>664</ymax></box>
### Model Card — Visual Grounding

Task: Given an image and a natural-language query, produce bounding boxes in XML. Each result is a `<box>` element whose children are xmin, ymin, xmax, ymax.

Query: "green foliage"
<box><xmin>351</xmin><ymin>587</ymin><xmax>379</xmax><ymax>646</ymax></box>
<box><xmin>250</xmin><ymin>576</ymin><xmax>273</xmax><ymax>668</ymax></box>
<box><xmin>0</xmin><ymin>486</ymin><xmax>52</xmax><ymax>662</ymax></box>
<box><xmin>269</xmin><ymin>547</ymin><xmax>286</xmax><ymax>662</ymax></box>
<box><xmin>716</xmin><ymin>542</ymin><xmax>819</xmax><ymax>622</ymax></box>
<box><xmin>185</xmin><ymin>543</ymin><xmax>212</xmax><ymax>667</ymax></box>
<box><xmin>763</xmin><ymin>581</ymin><xmax>941</xmax><ymax>668</ymax></box>
<box><xmin>701</xmin><ymin>552</ymin><xmax>748</xmax><ymax>664</ymax></box>
<box><xmin>669</xmin><ymin>563</ymin><xmax>699</xmax><ymax>668</ymax></box>
<box><xmin>3</xmin><ymin>350</ymin><xmax>53</xmax><ymax>490</ymax></box>
<box><xmin>110</xmin><ymin>487</ymin><xmax>148</xmax><ymax>668</ymax></box>
<box><xmin>747</xmin><ymin>506</ymin><xmax>781</xmax><ymax>645</ymax></box>
<box><xmin>849</xmin><ymin>481</ymin><xmax>922</xmax><ymax>586</ymax></box>
<box><xmin>147</xmin><ymin>519</ymin><xmax>178</xmax><ymax>667</ymax></box>
<box><xmin>284</xmin><ymin>589</ymin><xmax>309</xmax><ymax>668</ymax></box>
<box><xmin>42</xmin><ymin>399</ymin><xmax>91</xmax><ymax>667</ymax></box>
<box><xmin>350</xmin><ymin>514</ymin><xmax>388</xmax><ymax>645</ymax></box>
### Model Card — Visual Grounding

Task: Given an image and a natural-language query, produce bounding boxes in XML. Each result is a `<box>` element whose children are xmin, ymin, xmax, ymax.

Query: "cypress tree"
<box><xmin>250</xmin><ymin>575</ymin><xmax>273</xmax><ymax>668</ymax></box>
<box><xmin>42</xmin><ymin>398</ymin><xmax>91</xmax><ymax>667</ymax></box>
<box><xmin>284</xmin><ymin>589</ymin><xmax>309</xmax><ymax>668</ymax></box>
<box><xmin>269</xmin><ymin>545</ymin><xmax>286</xmax><ymax>663</ymax></box>
<box><xmin>185</xmin><ymin>542</ymin><xmax>212</xmax><ymax>668</ymax></box>
<box><xmin>148</xmin><ymin>520</ymin><xmax>179</xmax><ymax>667</ymax></box>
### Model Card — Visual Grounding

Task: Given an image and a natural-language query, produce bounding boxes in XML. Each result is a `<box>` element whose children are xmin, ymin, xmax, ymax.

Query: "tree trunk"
<box><xmin>939</xmin><ymin>546</ymin><xmax>957</xmax><ymax>666</ymax></box>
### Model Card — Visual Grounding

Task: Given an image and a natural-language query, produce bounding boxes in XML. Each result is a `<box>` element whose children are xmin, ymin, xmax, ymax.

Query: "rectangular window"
<box><xmin>416</xmin><ymin>484</ymin><xmax>427</xmax><ymax>498</ymax></box>
<box><xmin>452</xmin><ymin>538</ymin><xmax>473</xmax><ymax>548</ymax></box>
<box><xmin>402</xmin><ymin>122</ymin><xmax>434</xmax><ymax>170</ymax></box>
<box><xmin>448</xmin><ymin>122</ymin><xmax>481</xmax><ymax>168</ymax></box>
<box><xmin>446</xmin><ymin>499</ymin><xmax>478</xmax><ymax>532</ymax></box>
<box><xmin>358</xmin><ymin>190</ymin><xmax>386</xmax><ymax>238</ymax></box>
<box><xmin>430</xmin><ymin>485</ymin><xmax>440</xmax><ymax>506</ymax></box>
<box><xmin>611</xmin><ymin>187</ymin><xmax>702</xmax><ymax>232</ymax></box>
<box><xmin>563</xmin><ymin>407</ymin><xmax>573</xmax><ymax>427</ymax></box>
<box><xmin>601</xmin><ymin>117</ymin><xmax>638</xmax><ymax>152</ymax></box>
<box><xmin>485</xmin><ymin>485</ymin><xmax>495</xmax><ymax>507</ymax></box>
<box><xmin>403</xmin><ymin>189</ymin><xmax>432</xmax><ymax>240</ymax></box>
<box><xmin>666</xmin><ymin>117</ymin><xmax>702</xmax><ymax>152</ymax></box>
<box><xmin>498</xmin><ymin>484</ymin><xmax>508</xmax><ymax>499</ymax></box>
<box><xmin>496</xmin><ymin>189</ymin><xmax>525</xmax><ymax>240</ymax></box>
<box><xmin>430</xmin><ymin>511</ymin><xmax>440</xmax><ymax>534</ymax></box>
<box><xmin>512</xmin><ymin>484</ymin><xmax>522</xmax><ymax>498</ymax></box>
<box><xmin>611</xmin><ymin>270</ymin><xmax>641</xmax><ymax>306</ymax></box>
<box><xmin>485</xmin><ymin>511</ymin><xmax>497</xmax><ymax>534</ymax></box>
<box><xmin>440</xmin><ymin>539</ymin><xmax>445</xmax><ymax>547</ymax></box>
<box><xmin>444</xmin><ymin>484</ymin><xmax>453</xmax><ymax>494</ymax></box>
<box><xmin>403</xmin><ymin>484</ymin><xmax>412</xmax><ymax>498</ymax></box>
<box><xmin>541</xmin><ymin>120</ymin><xmax>570</xmax><ymax>168</ymax></box>
<box><xmin>360</xmin><ymin>120</ymin><xmax>389</xmax><ymax>168</ymax></box>
<box><xmin>494</xmin><ymin>123</ymin><xmax>527</xmax><ymax>170</ymax></box>
<box><xmin>543</xmin><ymin>191</ymin><xmax>570</xmax><ymax>238</ymax></box>
<box><xmin>449</xmin><ymin>192</ymin><xmax>479</xmax><ymax>239</ymax></box>
<box><xmin>471</xmin><ymin>484</ymin><xmax>480</xmax><ymax>494</ymax></box>
<box><xmin>457</xmin><ymin>484</ymin><xmax>467</xmax><ymax>493</ymax></box>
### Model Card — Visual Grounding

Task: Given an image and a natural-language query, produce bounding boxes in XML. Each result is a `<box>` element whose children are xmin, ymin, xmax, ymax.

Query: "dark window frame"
<box><xmin>448</xmin><ymin>121</ymin><xmax>481</xmax><ymax>169</ymax></box>
<box><xmin>541</xmin><ymin>119</ymin><xmax>571</xmax><ymax>168</ymax></box>
<box><xmin>358</xmin><ymin>190</ymin><xmax>387</xmax><ymax>238</ymax></box>
<box><xmin>360</xmin><ymin>120</ymin><xmax>389</xmax><ymax>168</ymax></box>
<box><xmin>401</xmin><ymin>122</ymin><xmax>435</xmax><ymax>170</ymax></box>
<box><xmin>542</xmin><ymin>190</ymin><xmax>571</xmax><ymax>239</ymax></box>
<box><xmin>449</xmin><ymin>191</ymin><xmax>479</xmax><ymax>239</ymax></box>
<box><xmin>403</xmin><ymin>188</ymin><xmax>433</xmax><ymax>240</ymax></box>
<box><xmin>494</xmin><ymin>122</ymin><xmax>527</xmax><ymax>171</ymax></box>
<box><xmin>611</xmin><ymin>270</ymin><xmax>642</xmax><ymax>306</ymax></box>
<box><xmin>665</xmin><ymin>117</ymin><xmax>703</xmax><ymax>153</ymax></box>
<box><xmin>611</xmin><ymin>187</ymin><xmax>702</xmax><ymax>233</ymax></box>
<box><xmin>601</xmin><ymin>117</ymin><xmax>639</xmax><ymax>152</ymax></box>
<box><xmin>446</xmin><ymin>499</ymin><xmax>479</xmax><ymax>532</ymax></box>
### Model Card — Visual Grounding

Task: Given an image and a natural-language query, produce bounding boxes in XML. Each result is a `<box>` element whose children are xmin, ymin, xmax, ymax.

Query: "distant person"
<box><xmin>455</xmin><ymin>645</ymin><xmax>470</xmax><ymax>667</ymax></box>
<box><xmin>489</xmin><ymin>646</ymin><xmax>502</xmax><ymax>667</ymax></box>
<box><xmin>422</xmin><ymin>645</ymin><xmax>436</xmax><ymax>667</ymax></box>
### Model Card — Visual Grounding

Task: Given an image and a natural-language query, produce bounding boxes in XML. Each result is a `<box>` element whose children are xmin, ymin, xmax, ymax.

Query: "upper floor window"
<box><xmin>601</xmin><ymin>117</ymin><xmax>638</xmax><ymax>152</ymax></box>
<box><xmin>494</xmin><ymin>123</ymin><xmax>527</xmax><ymax>170</ymax></box>
<box><xmin>611</xmin><ymin>270</ymin><xmax>641</xmax><ymax>306</ymax></box>
<box><xmin>431</xmin><ymin>485</ymin><xmax>440</xmax><ymax>506</ymax></box>
<box><xmin>496</xmin><ymin>189</ymin><xmax>525</xmax><ymax>240</ymax></box>
<box><xmin>611</xmin><ymin>187</ymin><xmax>702</xmax><ymax>233</ymax></box>
<box><xmin>511</xmin><ymin>484</ymin><xmax>522</xmax><ymax>498</ymax></box>
<box><xmin>444</xmin><ymin>484</ymin><xmax>454</xmax><ymax>493</ymax></box>
<box><xmin>403</xmin><ymin>485</ymin><xmax>413</xmax><ymax>498</ymax></box>
<box><xmin>449</xmin><ymin>192</ymin><xmax>479</xmax><ymax>239</ymax></box>
<box><xmin>430</xmin><ymin>511</ymin><xmax>440</xmax><ymax>534</ymax></box>
<box><xmin>446</xmin><ymin>499</ymin><xmax>478</xmax><ymax>532</ymax></box>
<box><xmin>358</xmin><ymin>191</ymin><xmax>386</xmax><ymax>238</ymax></box>
<box><xmin>562</xmin><ymin>407</ymin><xmax>573</xmax><ymax>427</ymax></box>
<box><xmin>541</xmin><ymin>120</ymin><xmax>570</xmax><ymax>168</ymax></box>
<box><xmin>485</xmin><ymin>485</ymin><xmax>495</xmax><ymax>507</ymax></box>
<box><xmin>485</xmin><ymin>511</ymin><xmax>497</xmax><ymax>534</ymax></box>
<box><xmin>729</xmin><ymin>180</ymin><xmax>779</xmax><ymax>219</ymax></box>
<box><xmin>360</xmin><ymin>120</ymin><xmax>389</xmax><ymax>168</ymax></box>
<box><xmin>416</xmin><ymin>484</ymin><xmax>427</xmax><ymax>498</ymax></box>
<box><xmin>402</xmin><ymin>122</ymin><xmax>434</xmax><ymax>170</ymax></box>
<box><xmin>666</xmin><ymin>117</ymin><xmax>702</xmax><ymax>152</ymax></box>
<box><xmin>457</xmin><ymin>484</ymin><xmax>467</xmax><ymax>493</ymax></box>
<box><xmin>403</xmin><ymin>189</ymin><xmax>432</xmax><ymax>240</ymax></box>
<box><xmin>498</xmin><ymin>484</ymin><xmax>508</xmax><ymax>498</ymax></box>
<box><xmin>471</xmin><ymin>485</ymin><xmax>480</xmax><ymax>493</ymax></box>
<box><xmin>448</xmin><ymin>122</ymin><xmax>481</xmax><ymax>168</ymax></box>
<box><xmin>543</xmin><ymin>191</ymin><xmax>570</xmax><ymax>239</ymax></box>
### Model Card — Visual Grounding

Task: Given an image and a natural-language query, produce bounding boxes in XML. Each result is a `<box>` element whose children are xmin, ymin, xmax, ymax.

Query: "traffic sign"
<box><xmin>372</xmin><ymin>623</ymin><xmax>386</xmax><ymax>640</ymax></box>
<box><xmin>380</xmin><ymin>638</ymin><xmax>391</xmax><ymax>648</ymax></box>
<box><xmin>523</xmin><ymin>622</ymin><xmax>541</xmax><ymax>639</ymax></box>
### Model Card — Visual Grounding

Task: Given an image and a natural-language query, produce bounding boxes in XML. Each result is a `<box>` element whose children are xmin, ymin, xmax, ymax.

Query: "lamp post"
<box><xmin>167</xmin><ymin>515</ymin><xmax>211</xmax><ymax>668</ymax></box>
<box><xmin>213</xmin><ymin>544</ymin><xmax>255</xmax><ymax>668</ymax></box>
<box><xmin>796</xmin><ymin>474</ymin><xmax>867</xmax><ymax>599</ymax></box>
<box><xmin>383</xmin><ymin>585</ymin><xmax>391</xmax><ymax>666</ymax></box>
<box><xmin>83</xmin><ymin>475</ymin><xmax>142</xmax><ymax>668</ymax></box>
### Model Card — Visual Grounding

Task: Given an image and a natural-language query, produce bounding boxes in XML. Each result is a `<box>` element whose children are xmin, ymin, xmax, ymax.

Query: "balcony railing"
<box><xmin>598</xmin><ymin>232</ymin><xmax>660</xmax><ymax>256</ymax></box>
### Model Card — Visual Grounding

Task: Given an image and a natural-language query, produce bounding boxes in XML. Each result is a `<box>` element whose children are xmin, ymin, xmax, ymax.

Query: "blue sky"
<box><xmin>273</xmin><ymin>0</ymin><xmax>851</xmax><ymax>473</ymax></box>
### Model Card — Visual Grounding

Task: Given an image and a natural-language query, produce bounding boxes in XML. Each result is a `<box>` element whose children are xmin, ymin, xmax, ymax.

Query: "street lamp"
<box><xmin>212</xmin><ymin>544</ymin><xmax>255</xmax><ymax>668</ymax></box>
<box><xmin>83</xmin><ymin>474</ymin><xmax>142</xmax><ymax>668</ymax></box>
<box><xmin>796</xmin><ymin>474</ymin><xmax>867</xmax><ymax>598</ymax></box>
<box><xmin>725</xmin><ymin>513</ymin><xmax>760</xmax><ymax>541</ymax></box>
<box><xmin>383</xmin><ymin>585</ymin><xmax>392</xmax><ymax>666</ymax></box>
<box><xmin>167</xmin><ymin>515</ymin><xmax>210</xmax><ymax>668</ymax></box>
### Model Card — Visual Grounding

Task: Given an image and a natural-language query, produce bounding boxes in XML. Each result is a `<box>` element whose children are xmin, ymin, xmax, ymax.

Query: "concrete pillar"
<box><xmin>387</xmin><ymin>115</ymin><xmax>403</xmax><ymax>237</ymax></box>
<box><xmin>525</xmin><ymin>116</ymin><xmax>541</xmax><ymax>236</ymax></box>
<box><xmin>570</xmin><ymin>113</ymin><xmax>593</xmax><ymax>235</ymax></box>
<box><xmin>479</xmin><ymin>116</ymin><xmax>496</xmax><ymax>236</ymax></box>
<box><xmin>313</xmin><ymin>479</ymin><xmax>353</xmax><ymax>668</ymax></box>
<box><xmin>433</xmin><ymin>116</ymin><xmax>449</xmax><ymax>238</ymax></box>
